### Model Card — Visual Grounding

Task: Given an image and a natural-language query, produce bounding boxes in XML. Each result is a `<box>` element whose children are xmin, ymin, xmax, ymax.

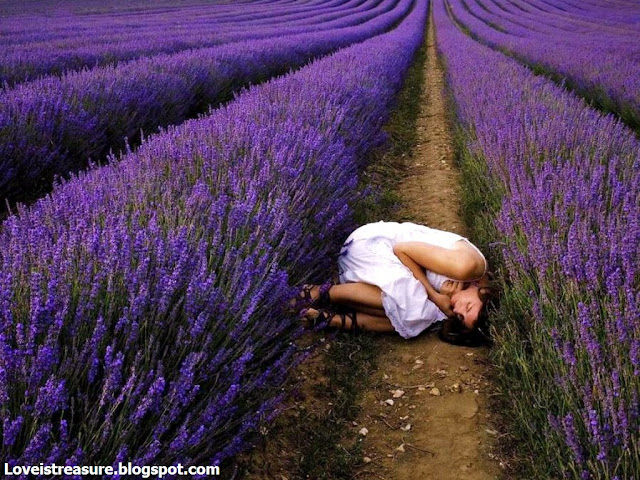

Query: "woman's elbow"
<box><xmin>453</xmin><ymin>252</ymin><xmax>485</xmax><ymax>281</ymax></box>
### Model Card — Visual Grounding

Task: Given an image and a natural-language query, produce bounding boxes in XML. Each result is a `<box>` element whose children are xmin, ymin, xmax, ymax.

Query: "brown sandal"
<box><xmin>289</xmin><ymin>281</ymin><xmax>334</xmax><ymax>312</ymax></box>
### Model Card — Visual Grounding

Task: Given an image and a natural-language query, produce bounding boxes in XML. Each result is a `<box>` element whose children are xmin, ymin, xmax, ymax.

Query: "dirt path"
<box><xmin>349</xmin><ymin>12</ymin><xmax>502</xmax><ymax>480</ymax></box>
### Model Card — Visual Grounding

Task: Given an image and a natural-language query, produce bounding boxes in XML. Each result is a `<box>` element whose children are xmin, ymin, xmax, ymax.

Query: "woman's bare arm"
<box><xmin>393</xmin><ymin>241</ymin><xmax>485</xmax><ymax>281</ymax></box>
<box><xmin>392</xmin><ymin>245</ymin><xmax>454</xmax><ymax>316</ymax></box>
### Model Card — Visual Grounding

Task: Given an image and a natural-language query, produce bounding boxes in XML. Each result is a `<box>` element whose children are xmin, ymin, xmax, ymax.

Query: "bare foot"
<box><xmin>299</xmin><ymin>307</ymin><xmax>331</xmax><ymax>329</ymax></box>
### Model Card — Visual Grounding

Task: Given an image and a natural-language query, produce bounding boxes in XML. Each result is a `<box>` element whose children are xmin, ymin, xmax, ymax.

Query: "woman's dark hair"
<box><xmin>438</xmin><ymin>277</ymin><xmax>500</xmax><ymax>347</ymax></box>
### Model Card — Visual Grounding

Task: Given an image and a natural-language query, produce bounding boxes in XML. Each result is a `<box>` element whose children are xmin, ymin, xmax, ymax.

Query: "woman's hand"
<box><xmin>440</xmin><ymin>280</ymin><xmax>463</xmax><ymax>297</ymax></box>
<box><xmin>393</xmin><ymin>244</ymin><xmax>457</xmax><ymax>317</ymax></box>
<box><xmin>430</xmin><ymin>290</ymin><xmax>454</xmax><ymax>317</ymax></box>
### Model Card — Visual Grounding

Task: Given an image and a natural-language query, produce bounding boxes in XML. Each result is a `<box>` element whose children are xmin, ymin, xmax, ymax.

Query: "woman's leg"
<box><xmin>328</xmin><ymin>282</ymin><xmax>384</xmax><ymax>309</ymax></box>
<box><xmin>293</xmin><ymin>282</ymin><xmax>385</xmax><ymax>314</ymax></box>
<box><xmin>350</xmin><ymin>304</ymin><xmax>387</xmax><ymax>317</ymax></box>
<box><xmin>331</xmin><ymin>311</ymin><xmax>395</xmax><ymax>333</ymax></box>
<box><xmin>303</xmin><ymin>308</ymin><xmax>396</xmax><ymax>333</ymax></box>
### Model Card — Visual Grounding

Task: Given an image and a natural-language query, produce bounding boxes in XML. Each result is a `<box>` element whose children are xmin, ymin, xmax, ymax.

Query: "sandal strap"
<box><xmin>315</xmin><ymin>280</ymin><xmax>334</xmax><ymax>308</ymax></box>
<box><xmin>291</xmin><ymin>281</ymin><xmax>334</xmax><ymax>312</ymax></box>
<box><xmin>350</xmin><ymin>310</ymin><xmax>359</xmax><ymax>333</ymax></box>
<box><xmin>290</xmin><ymin>284</ymin><xmax>317</xmax><ymax>312</ymax></box>
<box><xmin>301</xmin><ymin>307</ymin><xmax>359</xmax><ymax>334</ymax></box>
<box><xmin>336</xmin><ymin>310</ymin><xmax>359</xmax><ymax>334</ymax></box>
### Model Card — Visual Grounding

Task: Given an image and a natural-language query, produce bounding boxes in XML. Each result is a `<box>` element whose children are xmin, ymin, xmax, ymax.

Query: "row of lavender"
<box><xmin>459</xmin><ymin>0</ymin><xmax>639</xmax><ymax>55</ymax></box>
<box><xmin>0</xmin><ymin>0</ymin><xmax>378</xmax><ymax>85</ymax></box>
<box><xmin>0</xmin><ymin>0</ymin><xmax>411</xmax><ymax>210</ymax></box>
<box><xmin>0</xmin><ymin>0</ymin><xmax>427</xmax><ymax>471</ymax></box>
<box><xmin>446</xmin><ymin>0</ymin><xmax>640</xmax><ymax>130</ymax></box>
<box><xmin>475</xmin><ymin>0</ymin><xmax>640</xmax><ymax>35</ymax></box>
<box><xmin>435</xmin><ymin>0</ymin><xmax>639</xmax><ymax>477</ymax></box>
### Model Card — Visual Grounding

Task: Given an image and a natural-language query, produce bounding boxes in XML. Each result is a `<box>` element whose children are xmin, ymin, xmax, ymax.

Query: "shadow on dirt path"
<box><xmin>348</xmin><ymin>10</ymin><xmax>503</xmax><ymax>480</ymax></box>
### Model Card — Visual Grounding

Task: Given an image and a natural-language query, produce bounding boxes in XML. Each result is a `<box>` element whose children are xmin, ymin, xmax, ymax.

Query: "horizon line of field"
<box><xmin>0</xmin><ymin>0</ymin><xmax>415</xmax><ymax>215</ymax></box>
<box><xmin>445</xmin><ymin>0</ymin><xmax>640</xmax><ymax>134</ymax></box>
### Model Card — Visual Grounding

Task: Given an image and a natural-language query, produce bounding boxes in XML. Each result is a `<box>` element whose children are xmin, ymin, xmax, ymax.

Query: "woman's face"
<box><xmin>450</xmin><ymin>286</ymin><xmax>482</xmax><ymax>330</ymax></box>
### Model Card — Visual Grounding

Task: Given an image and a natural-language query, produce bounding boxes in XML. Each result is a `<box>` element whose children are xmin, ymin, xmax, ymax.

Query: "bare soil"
<box><xmin>344</xmin><ymin>13</ymin><xmax>502</xmax><ymax>480</ymax></box>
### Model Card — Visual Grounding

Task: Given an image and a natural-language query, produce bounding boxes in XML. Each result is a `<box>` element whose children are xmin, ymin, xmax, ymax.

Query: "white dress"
<box><xmin>337</xmin><ymin>221</ymin><xmax>487</xmax><ymax>339</ymax></box>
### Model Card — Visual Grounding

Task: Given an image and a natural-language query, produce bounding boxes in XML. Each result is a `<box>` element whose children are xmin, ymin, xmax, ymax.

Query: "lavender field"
<box><xmin>0</xmin><ymin>0</ymin><xmax>639</xmax><ymax>478</ymax></box>
<box><xmin>445</xmin><ymin>0</ymin><xmax>640</xmax><ymax>129</ymax></box>
<box><xmin>0</xmin><ymin>0</ymin><xmax>428</xmax><ymax>475</ymax></box>
<box><xmin>0</xmin><ymin>0</ymin><xmax>413</xmax><ymax>207</ymax></box>
<box><xmin>434</xmin><ymin>0</ymin><xmax>640</xmax><ymax>477</ymax></box>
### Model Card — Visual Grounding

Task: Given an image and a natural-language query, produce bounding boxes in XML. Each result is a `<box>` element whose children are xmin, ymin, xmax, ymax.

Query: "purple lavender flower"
<box><xmin>0</xmin><ymin>0</ymin><xmax>428</xmax><ymax>469</ymax></box>
<box><xmin>0</xmin><ymin>0</ymin><xmax>413</xmax><ymax>208</ymax></box>
<box><xmin>433</xmin><ymin>0</ymin><xmax>640</xmax><ymax>476</ymax></box>
<box><xmin>2</xmin><ymin>416</ymin><xmax>23</xmax><ymax>448</ymax></box>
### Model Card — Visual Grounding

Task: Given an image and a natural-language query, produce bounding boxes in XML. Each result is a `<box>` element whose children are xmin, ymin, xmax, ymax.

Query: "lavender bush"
<box><xmin>0</xmin><ymin>0</ymin><xmax>383</xmax><ymax>85</ymax></box>
<box><xmin>0</xmin><ymin>0</ymin><xmax>413</xmax><ymax>209</ymax></box>
<box><xmin>0</xmin><ymin>0</ymin><xmax>427</xmax><ymax>473</ymax></box>
<box><xmin>445</xmin><ymin>0</ymin><xmax>640</xmax><ymax>130</ymax></box>
<box><xmin>436</xmin><ymin>0</ymin><xmax>639</xmax><ymax>477</ymax></box>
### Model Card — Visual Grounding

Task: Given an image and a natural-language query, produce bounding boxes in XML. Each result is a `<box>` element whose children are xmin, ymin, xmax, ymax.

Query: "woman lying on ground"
<box><xmin>293</xmin><ymin>221</ymin><xmax>498</xmax><ymax>346</ymax></box>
